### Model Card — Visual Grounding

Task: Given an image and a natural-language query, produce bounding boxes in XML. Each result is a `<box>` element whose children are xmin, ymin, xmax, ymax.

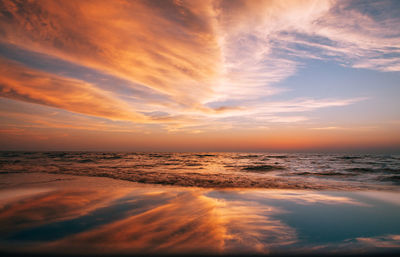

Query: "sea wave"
<box><xmin>1</xmin><ymin>152</ymin><xmax>399</xmax><ymax>190</ymax></box>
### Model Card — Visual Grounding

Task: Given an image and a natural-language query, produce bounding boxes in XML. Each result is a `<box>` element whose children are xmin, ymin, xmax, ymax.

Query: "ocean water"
<box><xmin>1</xmin><ymin>152</ymin><xmax>399</xmax><ymax>190</ymax></box>
<box><xmin>1</xmin><ymin>178</ymin><xmax>400</xmax><ymax>255</ymax></box>
<box><xmin>1</xmin><ymin>154</ymin><xmax>400</xmax><ymax>256</ymax></box>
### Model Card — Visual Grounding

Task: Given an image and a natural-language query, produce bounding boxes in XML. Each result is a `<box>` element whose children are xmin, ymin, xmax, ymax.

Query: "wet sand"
<box><xmin>1</xmin><ymin>173</ymin><xmax>400</xmax><ymax>256</ymax></box>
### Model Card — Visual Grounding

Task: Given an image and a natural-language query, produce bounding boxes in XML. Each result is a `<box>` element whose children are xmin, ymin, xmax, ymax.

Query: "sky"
<box><xmin>0</xmin><ymin>0</ymin><xmax>399</xmax><ymax>152</ymax></box>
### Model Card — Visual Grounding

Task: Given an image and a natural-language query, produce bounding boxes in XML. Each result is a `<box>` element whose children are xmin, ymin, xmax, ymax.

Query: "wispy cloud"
<box><xmin>265</xmin><ymin>0</ymin><xmax>400</xmax><ymax>71</ymax></box>
<box><xmin>0</xmin><ymin>0</ymin><xmax>220</xmax><ymax>108</ymax></box>
<box><xmin>0</xmin><ymin>58</ymin><xmax>149</xmax><ymax>122</ymax></box>
<box><xmin>0</xmin><ymin>0</ymin><xmax>398</xmax><ymax>134</ymax></box>
<box><xmin>310</xmin><ymin>126</ymin><xmax>377</xmax><ymax>131</ymax></box>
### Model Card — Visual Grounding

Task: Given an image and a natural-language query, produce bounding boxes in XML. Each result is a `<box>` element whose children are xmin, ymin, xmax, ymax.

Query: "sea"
<box><xmin>1</xmin><ymin>151</ymin><xmax>399</xmax><ymax>190</ymax></box>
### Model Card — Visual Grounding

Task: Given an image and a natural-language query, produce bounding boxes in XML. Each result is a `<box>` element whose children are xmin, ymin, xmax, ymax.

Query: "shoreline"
<box><xmin>0</xmin><ymin>172</ymin><xmax>399</xmax><ymax>256</ymax></box>
<box><xmin>1</xmin><ymin>171</ymin><xmax>399</xmax><ymax>192</ymax></box>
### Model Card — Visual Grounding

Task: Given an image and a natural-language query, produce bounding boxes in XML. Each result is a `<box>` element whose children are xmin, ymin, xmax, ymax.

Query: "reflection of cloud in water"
<box><xmin>207</xmin><ymin>189</ymin><xmax>369</xmax><ymax>207</ymax></box>
<box><xmin>356</xmin><ymin>191</ymin><xmax>400</xmax><ymax>206</ymax></box>
<box><xmin>217</xmin><ymin>199</ymin><xmax>296</xmax><ymax>254</ymax></box>
<box><xmin>42</xmin><ymin>191</ymin><xmax>226</xmax><ymax>254</ymax></box>
<box><xmin>0</xmin><ymin>185</ymin><xmax>399</xmax><ymax>255</ymax></box>
<box><xmin>293</xmin><ymin>234</ymin><xmax>400</xmax><ymax>254</ymax></box>
<box><xmin>357</xmin><ymin>234</ymin><xmax>400</xmax><ymax>249</ymax></box>
<box><xmin>0</xmin><ymin>188</ymin><xmax>53</xmax><ymax>207</ymax></box>
<box><xmin>246</xmin><ymin>190</ymin><xmax>370</xmax><ymax>206</ymax></box>
<box><xmin>0</xmin><ymin>189</ymin><xmax>130</xmax><ymax>235</ymax></box>
<box><xmin>39</xmin><ymin>191</ymin><xmax>296</xmax><ymax>254</ymax></box>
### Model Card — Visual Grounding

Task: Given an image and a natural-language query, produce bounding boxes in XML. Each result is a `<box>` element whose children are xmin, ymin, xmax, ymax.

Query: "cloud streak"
<box><xmin>0</xmin><ymin>0</ymin><xmax>221</xmax><ymax>107</ymax></box>
<box><xmin>0</xmin><ymin>58</ymin><xmax>150</xmax><ymax>122</ymax></box>
<box><xmin>0</xmin><ymin>0</ymin><xmax>398</xmax><ymax>138</ymax></box>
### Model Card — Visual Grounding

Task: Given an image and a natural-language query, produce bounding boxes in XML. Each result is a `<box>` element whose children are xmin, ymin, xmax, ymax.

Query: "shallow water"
<box><xmin>1</xmin><ymin>152</ymin><xmax>399</xmax><ymax>190</ymax></box>
<box><xmin>0</xmin><ymin>177</ymin><xmax>399</xmax><ymax>256</ymax></box>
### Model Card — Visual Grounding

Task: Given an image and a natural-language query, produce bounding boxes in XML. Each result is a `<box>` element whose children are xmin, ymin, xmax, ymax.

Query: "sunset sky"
<box><xmin>0</xmin><ymin>0</ymin><xmax>399</xmax><ymax>152</ymax></box>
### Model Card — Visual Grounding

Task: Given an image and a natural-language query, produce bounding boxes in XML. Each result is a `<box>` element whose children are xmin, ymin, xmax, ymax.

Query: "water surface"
<box><xmin>1</xmin><ymin>152</ymin><xmax>399</xmax><ymax>190</ymax></box>
<box><xmin>0</xmin><ymin>175</ymin><xmax>399</xmax><ymax>256</ymax></box>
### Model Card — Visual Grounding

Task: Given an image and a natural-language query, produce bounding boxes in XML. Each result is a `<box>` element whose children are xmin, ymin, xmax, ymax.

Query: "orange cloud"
<box><xmin>0</xmin><ymin>58</ymin><xmax>148</xmax><ymax>122</ymax></box>
<box><xmin>0</xmin><ymin>0</ymin><xmax>221</xmax><ymax>107</ymax></box>
<box><xmin>0</xmin><ymin>0</ymin><xmax>398</xmax><ymax>149</ymax></box>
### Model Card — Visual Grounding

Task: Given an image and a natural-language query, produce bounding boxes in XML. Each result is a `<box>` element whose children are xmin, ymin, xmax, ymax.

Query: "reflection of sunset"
<box><xmin>0</xmin><ymin>189</ymin><xmax>130</xmax><ymax>234</ymax></box>
<box><xmin>0</xmin><ymin>187</ymin><xmax>287</xmax><ymax>254</ymax></box>
<box><xmin>47</xmin><ymin>191</ymin><xmax>296</xmax><ymax>254</ymax></box>
<box><xmin>49</xmin><ymin>192</ymin><xmax>226</xmax><ymax>254</ymax></box>
<box><xmin>2</xmin><ymin>181</ymin><xmax>398</xmax><ymax>255</ymax></box>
